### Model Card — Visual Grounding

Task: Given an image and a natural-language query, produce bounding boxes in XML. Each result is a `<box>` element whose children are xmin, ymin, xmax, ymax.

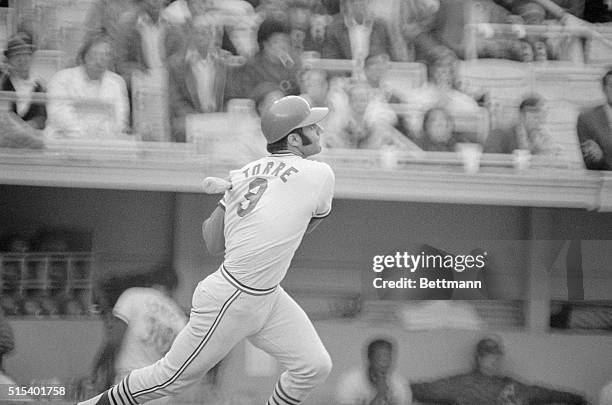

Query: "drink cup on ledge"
<box><xmin>513</xmin><ymin>149</ymin><xmax>531</xmax><ymax>170</ymax></box>
<box><xmin>456</xmin><ymin>143</ymin><xmax>482</xmax><ymax>174</ymax></box>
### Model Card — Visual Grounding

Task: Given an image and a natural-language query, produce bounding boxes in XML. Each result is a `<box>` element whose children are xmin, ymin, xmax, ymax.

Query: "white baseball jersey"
<box><xmin>219</xmin><ymin>152</ymin><xmax>335</xmax><ymax>290</ymax></box>
<box><xmin>113</xmin><ymin>287</ymin><xmax>187</xmax><ymax>381</ymax></box>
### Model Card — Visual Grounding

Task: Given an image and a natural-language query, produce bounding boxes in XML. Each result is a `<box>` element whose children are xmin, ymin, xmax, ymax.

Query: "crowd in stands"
<box><xmin>0</xmin><ymin>0</ymin><xmax>611</xmax><ymax>170</ymax></box>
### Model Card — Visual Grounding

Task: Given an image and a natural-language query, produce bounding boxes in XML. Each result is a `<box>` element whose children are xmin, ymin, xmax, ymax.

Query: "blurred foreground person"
<box><xmin>87</xmin><ymin>269</ymin><xmax>187</xmax><ymax>404</ymax></box>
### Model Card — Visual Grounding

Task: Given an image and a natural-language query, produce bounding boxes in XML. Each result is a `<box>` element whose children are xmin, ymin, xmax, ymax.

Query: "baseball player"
<box><xmin>77</xmin><ymin>95</ymin><xmax>335</xmax><ymax>405</ymax></box>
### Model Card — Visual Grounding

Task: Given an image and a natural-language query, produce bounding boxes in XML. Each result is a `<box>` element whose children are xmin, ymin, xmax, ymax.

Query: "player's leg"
<box><xmin>248</xmin><ymin>287</ymin><xmax>332</xmax><ymax>405</ymax></box>
<box><xmin>78</xmin><ymin>275</ymin><xmax>257</xmax><ymax>404</ymax></box>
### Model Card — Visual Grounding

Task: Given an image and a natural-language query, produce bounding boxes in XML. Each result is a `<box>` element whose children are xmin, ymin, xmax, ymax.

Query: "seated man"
<box><xmin>167</xmin><ymin>13</ymin><xmax>228</xmax><ymax>142</ymax></box>
<box><xmin>484</xmin><ymin>96</ymin><xmax>558</xmax><ymax>156</ymax></box>
<box><xmin>411</xmin><ymin>336</ymin><xmax>588</xmax><ymax>405</ymax></box>
<box><xmin>577</xmin><ymin>69</ymin><xmax>612</xmax><ymax>170</ymax></box>
<box><xmin>336</xmin><ymin>337</ymin><xmax>411</xmax><ymax>405</ymax></box>
<box><xmin>322</xmin><ymin>0</ymin><xmax>396</xmax><ymax>64</ymax></box>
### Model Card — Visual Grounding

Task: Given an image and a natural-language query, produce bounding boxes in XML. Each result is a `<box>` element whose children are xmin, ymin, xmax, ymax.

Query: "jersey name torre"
<box><xmin>242</xmin><ymin>160</ymin><xmax>299</xmax><ymax>183</ymax></box>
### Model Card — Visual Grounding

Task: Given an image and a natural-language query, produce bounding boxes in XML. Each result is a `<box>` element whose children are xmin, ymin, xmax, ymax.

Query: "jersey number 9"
<box><xmin>237</xmin><ymin>178</ymin><xmax>268</xmax><ymax>217</ymax></box>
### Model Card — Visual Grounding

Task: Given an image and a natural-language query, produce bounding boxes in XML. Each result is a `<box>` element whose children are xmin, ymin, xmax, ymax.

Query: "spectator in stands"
<box><xmin>253</xmin><ymin>81</ymin><xmax>285</xmax><ymax>116</ymax></box>
<box><xmin>420</xmin><ymin>107</ymin><xmax>462</xmax><ymax>152</ymax></box>
<box><xmin>1</xmin><ymin>33</ymin><xmax>47</xmax><ymax>130</ymax></box>
<box><xmin>336</xmin><ymin>337</ymin><xmax>411</xmax><ymax>405</ymax></box>
<box><xmin>285</xmin><ymin>0</ymin><xmax>314</xmax><ymax>54</ymax></box>
<box><xmin>83</xmin><ymin>0</ymin><xmax>140</xmax><ymax>80</ymax></box>
<box><xmin>399</xmin><ymin>56</ymin><xmax>480</xmax><ymax>116</ymax></box>
<box><xmin>401</xmin><ymin>0</ymin><xmax>457</xmax><ymax>64</ymax></box>
<box><xmin>322</xmin><ymin>0</ymin><xmax>395</xmax><ymax>64</ymax></box>
<box><xmin>167</xmin><ymin>13</ymin><xmax>228</xmax><ymax>141</ymax></box>
<box><xmin>87</xmin><ymin>0</ymin><xmax>183</xmax><ymax>87</ymax></box>
<box><xmin>577</xmin><ymin>69</ymin><xmax>612</xmax><ymax>170</ymax></box>
<box><xmin>324</xmin><ymin>81</ymin><xmax>415</xmax><ymax>150</ymax></box>
<box><xmin>484</xmin><ymin>96</ymin><xmax>557</xmax><ymax>155</ymax></box>
<box><xmin>217</xmin><ymin>0</ymin><xmax>261</xmax><ymax>59</ymax></box>
<box><xmin>89</xmin><ymin>268</ymin><xmax>186</xmax><ymax>394</ymax></box>
<box><xmin>299</xmin><ymin>68</ymin><xmax>330</xmax><ymax>108</ymax></box>
<box><xmin>308</xmin><ymin>5</ymin><xmax>334</xmax><ymax>56</ymax></box>
<box><xmin>45</xmin><ymin>33</ymin><xmax>130</xmax><ymax>139</ymax></box>
<box><xmin>227</xmin><ymin>18</ymin><xmax>301</xmax><ymax>101</ymax></box>
<box><xmin>411</xmin><ymin>336</ymin><xmax>588</xmax><ymax>405</ymax></box>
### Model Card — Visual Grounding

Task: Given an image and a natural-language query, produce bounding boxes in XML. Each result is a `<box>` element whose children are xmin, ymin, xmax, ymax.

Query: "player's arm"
<box><xmin>202</xmin><ymin>205</ymin><xmax>226</xmax><ymax>256</ymax></box>
<box><xmin>309</xmin><ymin>165</ymin><xmax>335</xmax><ymax>234</ymax></box>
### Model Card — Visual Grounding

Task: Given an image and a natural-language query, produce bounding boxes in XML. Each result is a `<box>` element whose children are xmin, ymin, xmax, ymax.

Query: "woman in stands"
<box><xmin>44</xmin><ymin>33</ymin><xmax>129</xmax><ymax>139</ymax></box>
<box><xmin>0</xmin><ymin>32</ymin><xmax>47</xmax><ymax>130</ymax></box>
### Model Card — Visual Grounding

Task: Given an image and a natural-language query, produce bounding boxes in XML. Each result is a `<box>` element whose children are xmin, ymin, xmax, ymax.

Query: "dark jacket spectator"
<box><xmin>167</xmin><ymin>14</ymin><xmax>229</xmax><ymax>142</ymax></box>
<box><xmin>227</xmin><ymin>18</ymin><xmax>301</xmax><ymax>101</ymax></box>
<box><xmin>411</xmin><ymin>336</ymin><xmax>587</xmax><ymax>405</ymax></box>
<box><xmin>321</xmin><ymin>0</ymin><xmax>394</xmax><ymax>62</ymax></box>
<box><xmin>485</xmin><ymin>96</ymin><xmax>557</xmax><ymax>156</ymax></box>
<box><xmin>577</xmin><ymin>70</ymin><xmax>612</xmax><ymax>170</ymax></box>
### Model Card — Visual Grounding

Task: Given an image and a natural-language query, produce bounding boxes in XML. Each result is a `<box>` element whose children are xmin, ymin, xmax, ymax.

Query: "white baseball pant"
<box><xmin>96</xmin><ymin>266</ymin><xmax>332</xmax><ymax>405</ymax></box>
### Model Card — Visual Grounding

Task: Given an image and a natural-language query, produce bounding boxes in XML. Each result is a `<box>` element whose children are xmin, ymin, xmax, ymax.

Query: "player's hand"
<box><xmin>581</xmin><ymin>140</ymin><xmax>603</xmax><ymax>162</ymax></box>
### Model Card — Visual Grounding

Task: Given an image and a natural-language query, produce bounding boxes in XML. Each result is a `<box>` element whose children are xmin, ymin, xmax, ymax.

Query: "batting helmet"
<box><xmin>260</xmin><ymin>96</ymin><xmax>329</xmax><ymax>144</ymax></box>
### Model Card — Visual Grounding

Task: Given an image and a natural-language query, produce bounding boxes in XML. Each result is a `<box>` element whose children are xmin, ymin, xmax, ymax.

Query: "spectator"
<box><xmin>82</xmin><ymin>0</ymin><xmax>140</xmax><ymax>80</ymax></box>
<box><xmin>45</xmin><ymin>33</ymin><xmax>130</xmax><ymax>139</ymax></box>
<box><xmin>88</xmin><ymin>268</ymin><xmax>186</xmax><ymax>395</ymax></box>
<box><xmin>420</xmin><ymin>107</ymin><xmax>462</xmax><ymax>152</ymax></box>
<box><xmin>411</xmin><ymin>336</ymin><xmax>588</xmax><ymax>405</ymax></box>
<box><xmin>167</xmin><ymin>13</ymin><xmax>228</xmax><ymax>141</ymax></box>
<box><xmin>577</xmin><ymin>69</ymin><xmax>612</xmax><ymax>170</ymax></box>
<box><xmin>484</xmin><ymin>96</ymin><xmax>557</xmax><ymax>155</ymax></box>
<box><xmin>0</xmin><ymin>32</ymin><xmax>47</xmax><ymax>130</ymax></box>
<box><xmin>228</xmin><ymin>18</ymin><xmax>301</xmax><ymax>101</ymax></box>
<box><xmin>86</xmin><ymin>0</ymin><xmax>184</xmax><ymax>88</ymax></box>
<box><xmin>399</xmin><ymin>57</ymin><xmax>480</xmax><ymax>116</ymax></box>
<box><xmin>401</xmin><ymin>0</ymin><xmax>457</xmax><ymax>64</ymax></box>
<box><xmin>253</xmin><ymin>81</ymin><xmax>285</xmax><ymax>116</ymax></box>
<box><xmin>299</xmin><ymin>68</ymin><xmax>330</xmax><ymax>107</ymax></box>
<box><xmin>322</xmin><ymin>0</ymin><xmax>395</xmax><ymax>65</ymax></box>
<box><xmin>336</xmin><ymin>337</ymin><xmax>411</xmax><ymax>405</ymax></box>
<box><xmin>324</xmin><ymin>81</ymin><xmax>415</xmax><ymax>150</ymax></box>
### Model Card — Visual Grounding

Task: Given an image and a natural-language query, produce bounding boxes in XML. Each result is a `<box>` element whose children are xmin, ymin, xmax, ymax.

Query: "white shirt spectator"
<box><xmin>45</xmin><ymin>66</ymin><xmax>129</xmax><ymax>139</ymax></box>
<box><xmin>336</xmin><ymin>368</ymin><xmax>412</xmax><ymax>405</ymax></box>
